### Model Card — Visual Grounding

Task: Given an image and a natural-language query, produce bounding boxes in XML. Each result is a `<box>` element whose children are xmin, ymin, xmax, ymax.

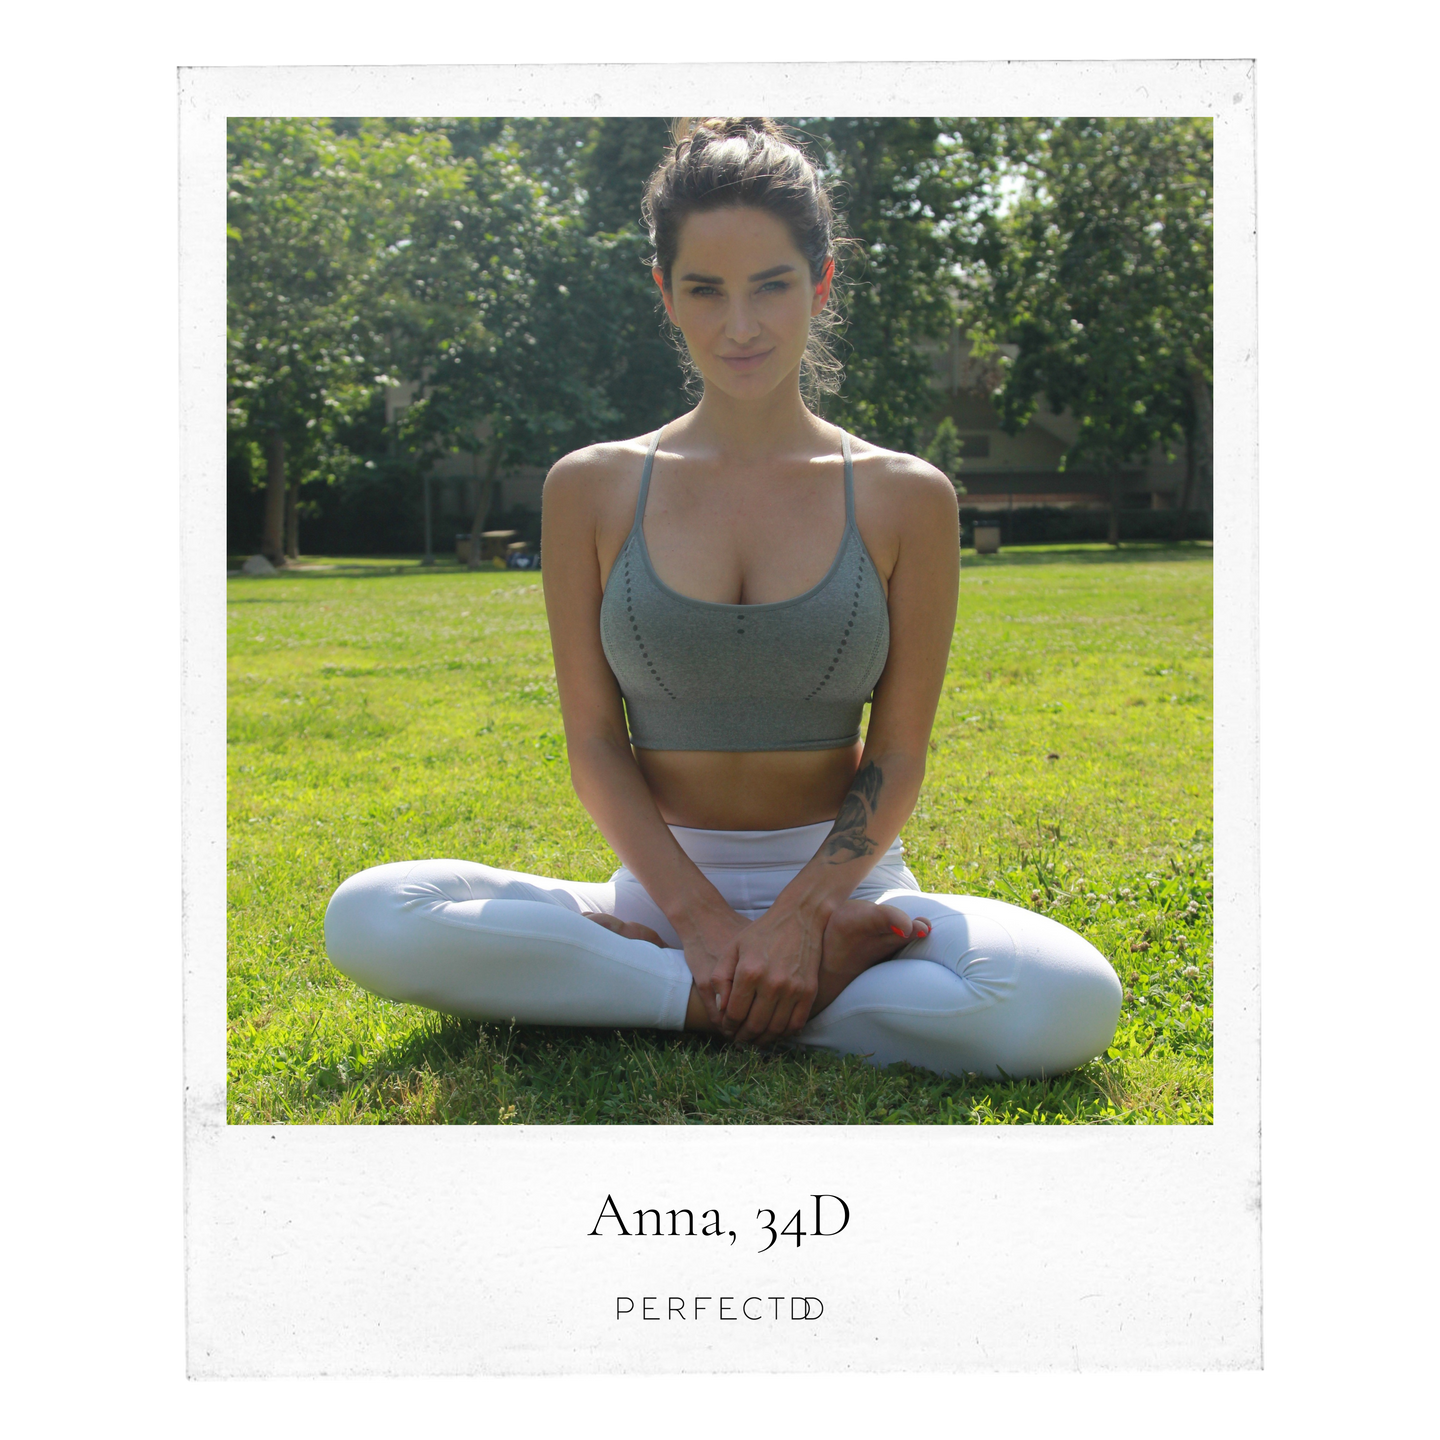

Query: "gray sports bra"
<box><xmin>599</xmin><ymin>430</ymin><xmax>890</xmax><ymax>752</ymax></box>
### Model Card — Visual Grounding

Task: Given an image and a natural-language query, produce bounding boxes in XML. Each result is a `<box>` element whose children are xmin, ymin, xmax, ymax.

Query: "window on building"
<box><xmin>959</xmin><ymin>434</ymin><xmax>991</xmax><ymax>459</ymax></box>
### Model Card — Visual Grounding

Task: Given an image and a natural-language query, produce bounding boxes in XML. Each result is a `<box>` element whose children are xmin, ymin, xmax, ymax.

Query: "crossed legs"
<box><xmin>324</xmin><ymin>858</ymin><xmax>1122</xmax><ymax>1079</ymax></box>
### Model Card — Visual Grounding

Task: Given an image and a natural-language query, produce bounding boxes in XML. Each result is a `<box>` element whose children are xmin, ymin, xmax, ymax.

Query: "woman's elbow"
<box><xmin>566</xmin><ymin>731</ymin><xmax>632</xmax><ymax>797</ymax></box>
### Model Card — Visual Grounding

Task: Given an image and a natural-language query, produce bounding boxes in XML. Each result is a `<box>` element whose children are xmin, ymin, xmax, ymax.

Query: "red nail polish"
<box><xmin>890</xmin><ymin>925</ymin><xmax>907</xmax><ymax>938</ymax></box>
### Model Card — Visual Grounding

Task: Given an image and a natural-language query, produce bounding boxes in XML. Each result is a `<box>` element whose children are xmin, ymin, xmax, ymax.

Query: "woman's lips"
<box><xmin>719</xmin><ymin>349</ymin><xmax>773</xmax><ymax>371</ymax></box>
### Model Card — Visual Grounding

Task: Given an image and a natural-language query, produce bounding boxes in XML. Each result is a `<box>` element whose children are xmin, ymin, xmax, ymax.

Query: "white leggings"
<box><xmin>324</xmin><ymin>822</ymin><xmax>1122</xmax><ymax>1079</ymax></box>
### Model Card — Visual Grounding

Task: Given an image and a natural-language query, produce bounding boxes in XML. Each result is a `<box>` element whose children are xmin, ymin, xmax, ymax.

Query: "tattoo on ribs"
<box><xmin>825</xmin><ymin>762</ymin><xmax>884</xmax><ymax>859</ymax></box>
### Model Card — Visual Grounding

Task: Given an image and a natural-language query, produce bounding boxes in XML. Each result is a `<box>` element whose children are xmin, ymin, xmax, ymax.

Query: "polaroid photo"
<box><xmin>182</xmin><ymin>59</ymin><xmax>1258</xmax><ymax>1374</ymax></box>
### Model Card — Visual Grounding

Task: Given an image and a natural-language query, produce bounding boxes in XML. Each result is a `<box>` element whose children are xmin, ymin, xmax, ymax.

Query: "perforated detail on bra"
<box><xmin>619</xmin><ymin>549</ymin><xmax>677</xmax><ymax>701</ymax></box>
<box><xmin>806</xmin><ymin>549</ymin><xmax>872</xmax><ymax>702</ymax></box>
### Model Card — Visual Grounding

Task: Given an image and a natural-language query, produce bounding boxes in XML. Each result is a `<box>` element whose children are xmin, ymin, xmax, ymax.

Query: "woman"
<box><xmin>325</xmin><ymin>118</ymin><xmax>1121</xmax><ymax>1079</ymax></box>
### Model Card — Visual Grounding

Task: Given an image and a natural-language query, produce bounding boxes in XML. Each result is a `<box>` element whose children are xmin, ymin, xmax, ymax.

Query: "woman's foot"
<box><xmin>813</xmin><ymin>901</ymin><xmax>931</xmax><ymax>1014</ymax></box>
<box><xmin>583</xmin><ymin>912</ymin><xmax>665</xmax><ymax>946</ymax></box>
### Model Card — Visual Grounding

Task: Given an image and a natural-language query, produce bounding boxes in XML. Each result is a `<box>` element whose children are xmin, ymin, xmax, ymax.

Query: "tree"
<box><xmin>960</xmin><ymin>118</ymin><xmax>1213</xmax><ymax>545</ymax></box>
<box><xmin>230</xmin><ymin>117</ymin><xmax>1039</xmax><ymax>559</ymax></box>
<box><xmin>417</xmin><ymin>120</ymin><xmax>688</xmax><ymax>566</ymax></box>
<box><xmin>227</xmin><ymin>118</ymin><xmax>476</xmax><ymax>562</ymax></box>
<box><xmin>574</xmin><ymin>118</ymin><xmax>693</xmax><ymax>441</ymax></box>
<box><xmin>787</xmin><ymin>118</ymin><xmax>999</xmax><ymax>453</ymax></box>
<box><xmin>921</xmin><ymin>416</ymin><xmax>967</xmax><ymax>499</ymax></box>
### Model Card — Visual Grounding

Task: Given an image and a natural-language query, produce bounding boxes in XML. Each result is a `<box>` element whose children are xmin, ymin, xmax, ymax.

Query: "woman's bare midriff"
<box><xmin>635</xmin><ymin>740</ymin><xmax>864</xmax><ymax>830</ymax></box>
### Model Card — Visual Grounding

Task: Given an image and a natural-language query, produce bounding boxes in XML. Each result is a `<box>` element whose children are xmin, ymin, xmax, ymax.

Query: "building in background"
<box><xmin>384</xmin><ymin>381</ymin><xmax>547</xmax><ymax>541</ymax></box>
<box><xmin>925</xmin><ymin>330</ymin><xmax>1207</xmax><ymax>520</ymax></box>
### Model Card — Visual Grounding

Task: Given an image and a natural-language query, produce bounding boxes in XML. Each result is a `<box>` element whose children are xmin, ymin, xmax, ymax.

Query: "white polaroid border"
<box><xmin>182</xmin><ymin>60</ymin><xmax>1258</xmax><ymax>1375</ymax></box>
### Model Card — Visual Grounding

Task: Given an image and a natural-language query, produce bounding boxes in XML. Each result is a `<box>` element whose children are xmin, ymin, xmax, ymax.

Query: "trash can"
<box><xmin>973</xmin><ymin>519</ymin><xmax>1002</xmax><ymax>555</ymax></box>
<box><xmin>455</xmin><ymin>534</ymin><xmax>472</xmax><ymax>564</ymax></box>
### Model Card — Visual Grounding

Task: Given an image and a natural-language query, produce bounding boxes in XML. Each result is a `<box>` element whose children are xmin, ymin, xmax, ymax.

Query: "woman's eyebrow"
<box><xmin>678</xmin><ymin>263</ymin><xmax>798</xmax><ymax>283</ymax></box>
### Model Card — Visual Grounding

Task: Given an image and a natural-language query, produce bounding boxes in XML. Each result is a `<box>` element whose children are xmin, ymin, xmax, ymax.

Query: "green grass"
<box><xmin>227</xmin><ymin>540</ymin><xmax>1214</xmax><ymax>1125</ymax></box>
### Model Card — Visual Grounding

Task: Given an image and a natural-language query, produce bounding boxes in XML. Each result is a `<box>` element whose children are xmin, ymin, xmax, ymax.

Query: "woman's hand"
<box><xmin>719</xmin><ymin>902</ymin><xmax>830</xmax><ymax>1046</ymax></box>
<box><xmin>671</xmin><ymin>903</ymin><xmax>752</xmax><ymax>1029</ymax></box>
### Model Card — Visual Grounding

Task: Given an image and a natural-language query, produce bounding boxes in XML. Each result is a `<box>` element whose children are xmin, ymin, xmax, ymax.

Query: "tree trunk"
<box><xmin>421</xmin><ymin>469</ymin><xmax>434</xmax><ymax>566</ymax></box>
<box><xmin>468</xmin><ymin>444</ymin><xmax>502</xmax><ymax>570</ymax></box>
<box><xmin>1107</xmin><ymin>468</ymin><xmax>1121</xmax><ymax>547</ymax></box>
<box><xmin>1190</xmin><ymin>368</ymin><xmax>1214</xmax><ymax>525</ymax></box>
<box><xmin>1176</xmin><ymin>424</ymin><xmax>1196</xmax><ymax>542</ymax></box>
<box><xmin>262</xmin><ymin>428</ymin><xmax>287</xmax><ymax>566</ymax></box>
<box><xmin>284</xmin><ymin>477</ymin><xmax>299</xmax><ymax>560</ymax></box>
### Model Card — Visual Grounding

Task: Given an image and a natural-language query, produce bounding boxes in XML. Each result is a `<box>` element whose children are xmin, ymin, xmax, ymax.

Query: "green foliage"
<box><xmin>922</xmin><ymin>416</ymin><xmax>966</xmax><ymax>494</ymax></box>
<box><xmin>227</xmin><ymin>117</ymin><xmax>479</xmax><ymax>501</ymax></box>
<box><xmin>227</xmin><ymin>546</ymin><xmax>1213</xmax><ymax>1124</ymax></box>
<box><xmin>235</xmin><ymin>116</ymin><xmax>1126</xmax><ymax>517</ymax></box>
<box><xmin>791</xmin><ymin>118</ymin><xmax>985</xmax><ymax>451</ymax></box>
<box><xmin>960</xmin><ymin>117</ymin><xmax>1214</xmax><ymax>482</ymax></box>
<box><xmin>392</xmin><ymin>119</ymin><xmax>688</xmax><ymax>476</ymax></box>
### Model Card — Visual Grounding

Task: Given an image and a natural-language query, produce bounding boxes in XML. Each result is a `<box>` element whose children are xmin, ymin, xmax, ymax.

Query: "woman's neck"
<box><xmin>676</xmin><ymin>377</ymin><xmax>833</xmax><ymax>462</ymax></box>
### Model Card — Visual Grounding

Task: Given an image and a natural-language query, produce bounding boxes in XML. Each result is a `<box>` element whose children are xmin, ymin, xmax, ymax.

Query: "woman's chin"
<box><xmin>699</xmin><ymin>360</ymin><xmax>801</xmax><ymax>402</ymax></box>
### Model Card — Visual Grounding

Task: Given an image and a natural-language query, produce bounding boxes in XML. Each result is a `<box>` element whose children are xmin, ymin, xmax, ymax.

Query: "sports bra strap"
<box><xmin>634</xmin><ymin>430</ymin><xmax>663</xmax><ymax>532</ymax></box>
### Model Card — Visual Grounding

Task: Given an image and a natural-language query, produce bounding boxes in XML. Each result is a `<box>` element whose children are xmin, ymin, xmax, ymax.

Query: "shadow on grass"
<box><xmin>962</xmin><ymin>541</ymin><xmax>1213</xmax><ymax>568</ymax></box>
<box><xmin>228</xmin><ymin>556</ymin><xmax>506</xmax><ymax>582</ymax></box>
<box><xmin>337</xmin><ymin>1005</ymin><xmax>1138</xmax><ymax>1126</ymax></box>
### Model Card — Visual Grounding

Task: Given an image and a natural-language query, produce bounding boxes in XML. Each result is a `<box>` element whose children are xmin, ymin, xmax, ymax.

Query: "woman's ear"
<box><xmin>653</xmin><ymin>267</ymin><xmax>676</xmax><ymax>323</ymax></box>
<box><xmin>812</xmin><ymin>256</ymin><xmax>835</xmax><ymax>313</ymax></box>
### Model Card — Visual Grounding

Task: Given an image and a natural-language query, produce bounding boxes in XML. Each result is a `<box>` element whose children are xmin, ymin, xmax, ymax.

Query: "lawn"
<box><xmin>227</xmin><ymin>541</ymin><xmax>1214</xmax><ymax>1124</ymax></box>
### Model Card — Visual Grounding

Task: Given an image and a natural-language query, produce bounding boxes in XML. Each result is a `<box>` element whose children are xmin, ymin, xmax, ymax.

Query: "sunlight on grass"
<box><xmin>227</xmin><ymin>543</ymin><xmax>1213</xmax><ymax>1124</ymax></box>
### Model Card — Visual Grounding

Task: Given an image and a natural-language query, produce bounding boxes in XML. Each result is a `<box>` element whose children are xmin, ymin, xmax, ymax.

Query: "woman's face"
<box><xmin>655</xmin><ymin>206</ymin><xmax>833</xmax><ymax>401</ymax></box>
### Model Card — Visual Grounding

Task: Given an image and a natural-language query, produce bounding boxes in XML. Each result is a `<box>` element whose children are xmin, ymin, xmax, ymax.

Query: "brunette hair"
<box><xmin>641</xmin><ymin>117</ymin><xmax>849</xmax><ymax>401</ymax></box>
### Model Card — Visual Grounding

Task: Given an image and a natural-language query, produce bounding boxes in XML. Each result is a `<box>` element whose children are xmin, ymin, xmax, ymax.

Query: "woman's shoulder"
<box><xmin>543</xmin><ymin>432</ymin><xmax>658</xmax><ymax>516</ymax></box>
<box><xmin>545</xmin><ymin>432</ymin><xmax>656</xmax><ymax>486</ymax></box>
<box><xmin>847</xmin><ymin>434</ymin><xmax>959</xmax><ymax>515</ymax></box>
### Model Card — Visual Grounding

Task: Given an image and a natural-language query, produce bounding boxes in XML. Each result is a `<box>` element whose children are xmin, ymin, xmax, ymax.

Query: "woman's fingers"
<box><xmin>762</xmin><ymin>995</ymin><xmax>802</xmax><ymax>1045</ymax></box>
<box><xmin>721</xmin><ymin>956</ymin><xmax>763</xmax><ymax>1037</ymax></box>
<box><xmin>704</xmin><ymin>956</ymin><xmax>732</xmax><ymax>1028</ymax></box>
<box><xmin>584</xmin><ymin>912</ymin><xmax>665</xmax><ymax>947</ymax></box>
<box><xmin>784</xmin><ymin>987</ymin><xmax>818</xmax><ymax>1035</ymax></box>
<box><xmin>733</xmin><ymin>987</ymin><xmax>781</xmax><ymax>1046</ymax></box>
<box><xmin>728</xmin><ymin>970</ymin><xmax>816</xmax><ymax>1046</ymax></box>
<box><xmin>710</xmin><ymin>949</ymin><xmax>738</xmax><ymax>1017</ymax></box>
<box><xmin>691</xmin><ymin>947</ymin><xmax>736</xmax><ymax>1029</ymax></box>
<box><xmin>720</xmin><ymin>979</ymin><xmax>750</xmax><ymax>1037</ymax></box>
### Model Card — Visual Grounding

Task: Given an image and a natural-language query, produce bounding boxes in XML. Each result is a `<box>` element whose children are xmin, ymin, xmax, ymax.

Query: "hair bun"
<box><xmin>672</xmin><ymin>116</ymin><xmax>786</xmax><ymax>147</ymax></box>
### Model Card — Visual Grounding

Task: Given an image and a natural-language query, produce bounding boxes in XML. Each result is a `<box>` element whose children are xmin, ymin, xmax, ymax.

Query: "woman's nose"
<box><xmin>725</xmin><ymin>300</ymin><xmax>761</xmax><ymax>343</ymax></box>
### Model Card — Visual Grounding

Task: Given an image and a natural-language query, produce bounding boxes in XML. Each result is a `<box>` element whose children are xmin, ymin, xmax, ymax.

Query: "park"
<box><xmin>227</xmin><ymin>116</ymin><xmax>1213</xmax><ymax>1123</ymax></box>
<box><xmin>226</xmin><ymin>539</ymin><xmax>1213</xmax><ymax>1124</ymax></box>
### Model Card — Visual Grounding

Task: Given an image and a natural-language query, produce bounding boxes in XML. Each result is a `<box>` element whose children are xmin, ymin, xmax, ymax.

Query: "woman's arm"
<box><xmin>718</xmin><ymin>455</ymin><xmax>961</xmax><ymax>1045</ymax></box>
<box><xmin>542</xmin><ymin>447</ymin><xmax>748</xmax><ymax>1024</ymax></box>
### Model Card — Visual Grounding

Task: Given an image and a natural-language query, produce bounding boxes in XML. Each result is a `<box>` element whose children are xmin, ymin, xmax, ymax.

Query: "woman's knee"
<box><xmin>878</xmin><ymin>893</ymin><xmax>1121</xmax><ymax>1075</ymax></box>
<box><xmin>999</xmin><ymin>905</ymin><xmax>1122</xmax><ymax>1071</ymax></box>
<box><xmin>323</xmin><ymin>862</ymin><xmax>416</xmax><ymax>993</ymax></box>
